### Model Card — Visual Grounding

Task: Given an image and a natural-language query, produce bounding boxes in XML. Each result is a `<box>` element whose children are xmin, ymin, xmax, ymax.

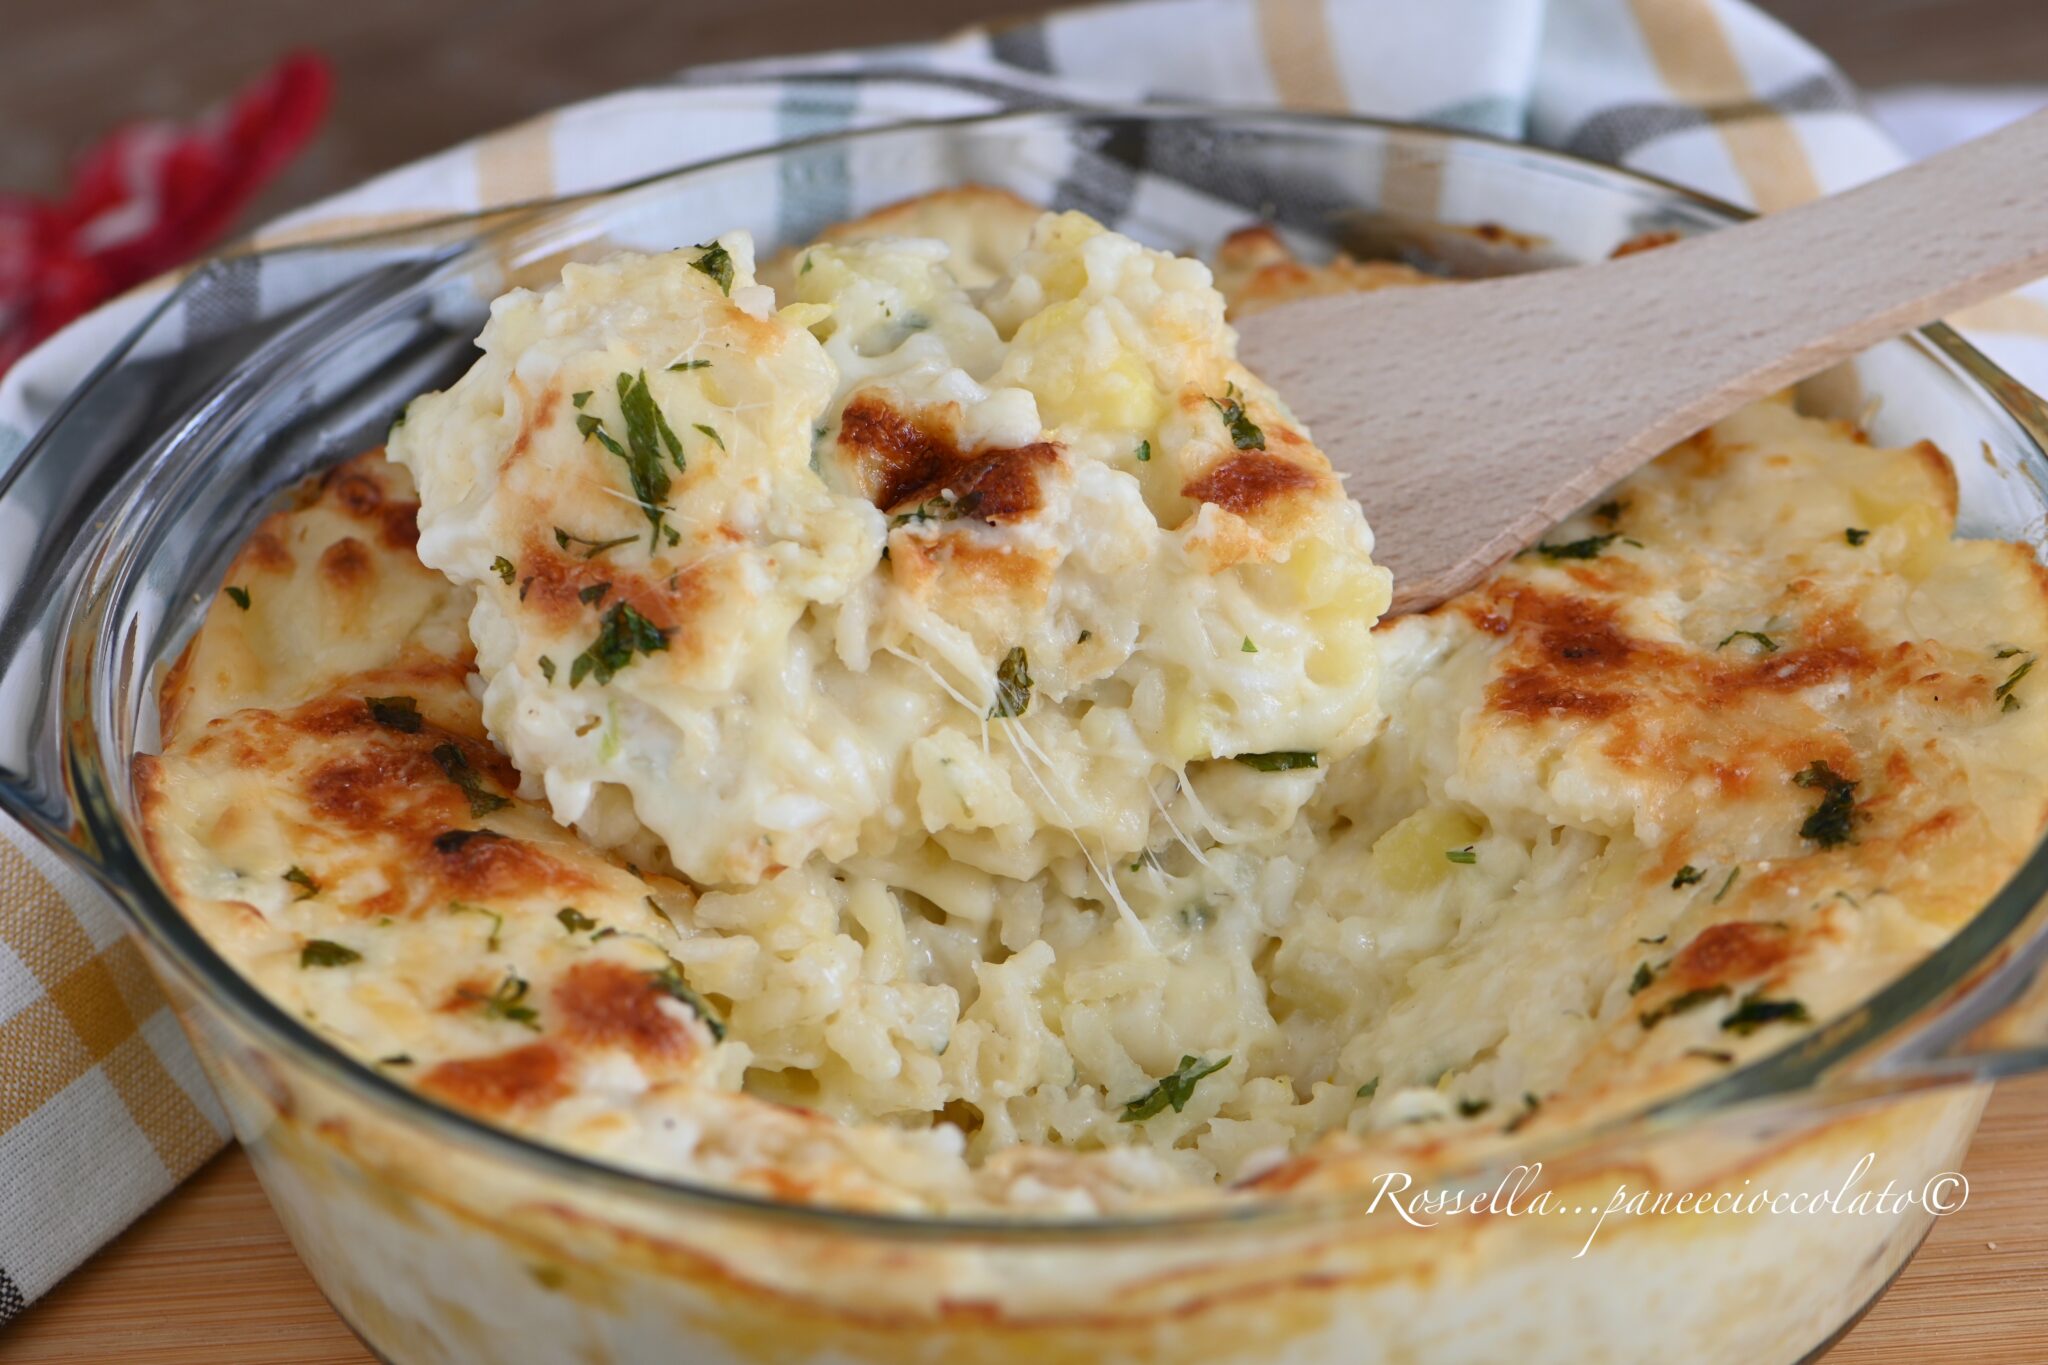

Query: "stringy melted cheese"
<box><xmin>138</xmin><ymin>194</ymin><xmax>2048</xmax><ymax>1214</ymax></box>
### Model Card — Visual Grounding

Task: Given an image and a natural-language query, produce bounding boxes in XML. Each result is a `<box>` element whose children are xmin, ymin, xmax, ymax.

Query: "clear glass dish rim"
<box><xmin>45</xmin><ymin>103</ymin><xmax>2048</xmax><ymax>1243</ymax></box>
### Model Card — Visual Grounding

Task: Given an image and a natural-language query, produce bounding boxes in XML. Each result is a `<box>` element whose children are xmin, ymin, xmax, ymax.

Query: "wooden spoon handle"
<box><xmin>1238</xmin><ymin>109</ymin><xmax>2048</xmax><ymax>613</ymax></box>
<box><xmin>1588</xmin><ymin>107</ymin><xmax>2048</xmax><ymax>450</ymax></box>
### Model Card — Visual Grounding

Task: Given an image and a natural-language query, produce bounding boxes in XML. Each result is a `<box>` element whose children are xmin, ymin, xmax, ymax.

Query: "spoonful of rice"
<box><xmin>1234</xmin><ymin>109</ymin><xmax>2048</xmax><ymax>615</ymax></box>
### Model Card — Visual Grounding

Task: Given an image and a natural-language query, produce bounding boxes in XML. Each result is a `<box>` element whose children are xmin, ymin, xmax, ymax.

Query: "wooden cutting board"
<box><xmin>9</xmin><ymin>1076</ymin><xmax>2048</xmax><ymax>1362</ymax></box>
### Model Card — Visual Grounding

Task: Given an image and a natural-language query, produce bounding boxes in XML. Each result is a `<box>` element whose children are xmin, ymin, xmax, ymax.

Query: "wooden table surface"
<box><xmin>7</xmin><ymin>1075</ymin><xmax>2048</xmax><ymax>1362</ymax></box>
<box><xmin>5</xmin><ymin>0</ymin><xmax>2047</xmax><ymax>1360</ymax></box>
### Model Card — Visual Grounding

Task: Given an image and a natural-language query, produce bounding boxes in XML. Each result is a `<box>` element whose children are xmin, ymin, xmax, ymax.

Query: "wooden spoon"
<box><xmin>1234</xmin><ymin>109</ymin><xmax>2048</xmax><ymax>615</ymax></box>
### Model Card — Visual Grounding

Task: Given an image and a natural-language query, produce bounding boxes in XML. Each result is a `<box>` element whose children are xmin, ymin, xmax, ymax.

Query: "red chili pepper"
<box><xmin>0</xmin><ymin>51</ymin><xmax>332</xmax><ymax>375</ymax></box>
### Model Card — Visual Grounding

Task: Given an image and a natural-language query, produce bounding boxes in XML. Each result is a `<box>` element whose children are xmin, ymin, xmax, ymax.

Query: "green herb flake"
<box><xmin>667</xmin><ymin>359</ymin><xmax>711</xmax><ymax>371</ymax></box>
<box><xmin>1233</xmin><ymin>750</ymin><xmax>1319</xmax><ymax>772</ymax></box>
<box><xmin>1639</xmin><ymin>984</ymin><xmax>1731</xmax><ymax>1031</ymax></box>
<box><xmin>578</xmin><ymin>581</ymin><xmax>612</xmax><ymax>606</ymax></box>
<box><xmin>432</xmin><ymin>742</ymin><xmax>512</xmax><ymax>816</ymax></box>
<box><xmin>800</xmin><ymin>254</ymin><xmax>814</xmax><ymax>275</ymax></box>
<box><xmin>571</xmin><ymin>390</ymin><xmax>592</xmax><ymax>408</ymax></box>
<box><xmin>690</xmin><ymin>242</ymin><xmax>735</xmax><ymax>295</ymax></box>
<box><xmin>1995</xmin><ymin>646</ymin><xmax>2025</xmax><ymax>659</ymax></box>
<box><xmin>1209</xmin><ymin>388</ymin><xmax>1266</xmax><ymax>451</ymax></box>
<box><xmin>609</xmin><ymin>370</ymin><xmax>683</xmax><ymax>542</ymax></box>
<box><xmin>651</xmin><ymin>965</ymin><xmax>727</xmax><ymax>1041</ymax></box>
<box><xmin>283</xmin><ymin>866</ymin><xmax>320</xmax><ymax>901</ymax></box>
<box><xmin>553</xmin><ymin>528</ymin><xmax>639</xmax><ymax>560</ymax></box>
<box><xmin>693</xmin><ymin>423</ymin><xmax>725</xmax><ymax>451</ymax></box>
<box><xmin>1685</xmin><ymin>1047</ymin><xmax>1736</xmax><ymax>1064</ymax></box>
<box><xmin>1845</xmin><ymin>527</ymin><xmax>1870</xmax><ymax>546</ymax></box>
<box><xmin>1717</xmin><ymin>629</ymin><xmax>1779</xmax><ymax>654</ymax></box>
<box><xmin>1533</xmin><ymin>534</ymin><xmax>1620</xmax><ymax>562</ymax></box>
<box><xmin>378</xmin><ymin>1054</ymin><xmax>414</xmax><ymax>1067</ymax></box>
<box><xmin>301</xmin><ymin>939</ymin><xmax>361</xmax><ymax>969</ymax></box>
<box><xmin>556</xmin><ymin>907</ymin><xmax>598</xmax><ymax>934</ymax></box>
<box><xmin>1672</xmin><ymin>865</ymin><xmax>1705</xmax><ymax>889</ymax></box>
<box><xmin>448</xmin><ymin>900</ymin><xmax>505</xmax><ymax>953</ymax></box>
<box><xmin>1135</xmin><ymin>439</ymin><xmax>1152</xmax><ymax>463</ymax></box>
<box><xmin>1241</xmin><ymin>636</ymin><xmax>1258</xmax><ymax>654</ymax></box>
<box><xmin>491</xmin><ymin>555</ymin><xmax>516</xmax><ymax>585</ymax></box>
<box><xmin>2006</xmin><ymin>693</ymin><xmax>2024</xmax><ymax>713</ymax></box>
<box><xmin>1714</xmin><ymin>867</ymin><xmax>1741</xmax><ymax>904</ymax></box>
<box><xmin>1628</xmin><ymin>961</ymin><xmax>1655</xmax><ymax>995</ymax></box>
<box><xmin>538</xmin><ymin>656</ymin><xmax>555</xmax><ymax>683</ymax></box>
<box><xmin>480</xmin><ymin>973</ymin><xmax>540</xmax><ymax>1031</ymax></box>
<box><xmin>1639</xmin><ymin>934</ymin><xmax>1668</xmax><ymax>945</ymax></box>
<box><xmin>1792</xmin><ymin>760</ymin><xmax>1858</xmax><ymax>848</ymax></box>
<box><xmin>1119</xmin><ymin>1054</ymin><xmax>1230</xmax><ymax>1122</ymax></box>
<box><xmin>1356</xmin><ymin>1076</ymin><xmax>1380</xmax><ymax>1100</ymax></box>
<box><xmin>569</xmin><ymin>601</ymin><xmax>672</xmax><ymax>688</ymax></box>
<box><xmin>1456</xmin><ymin>1097</ymin><xmax>1492</xmax><ymax>1118</ymax></box>
<box><xmin>1995</xmin><ymin>655</ymin><xmax>2035</xmax><ymax>705</ymax></box>
<box><xmin>1077</xmin><ymin>629</ymin><xmax>1092</xmax><ymax>644</ymax></box>
<box><xmin>1445</xmin><ymin>847</ymin><xmax>1477</xmax><ymax>865</ymax></box>
<box><xmin>989</xmin><ymin>646</ymin><xmax>1032</xmax><ymax>719</ymax></box>
<box><xmin>224</xmin><ymin>585</ymin><xmax>251</xmax><ymax>610</ymax></box>
<box><xmin>366</xmin><ymin>695</ymin><xmax>423</xmax><ymax>734</ymax></box>
<box><xmin>1720</xmin><ymin>994</ymin><xmax>1812</xmax><ymax>1036</ymax></box>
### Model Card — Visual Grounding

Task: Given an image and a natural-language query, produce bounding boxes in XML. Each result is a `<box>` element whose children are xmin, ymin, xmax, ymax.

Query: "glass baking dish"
<box><xmin>5</xmin><ymin>108</ymin><xmax>2048</xmax><ymax>1364</ymax></box>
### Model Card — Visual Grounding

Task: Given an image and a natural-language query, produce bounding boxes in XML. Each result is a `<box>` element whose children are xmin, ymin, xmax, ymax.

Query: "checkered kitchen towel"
<box><xmin>3</xmin><ymin>0</ymin><xmax>2039</xmax><ymax>1323</ymax></box>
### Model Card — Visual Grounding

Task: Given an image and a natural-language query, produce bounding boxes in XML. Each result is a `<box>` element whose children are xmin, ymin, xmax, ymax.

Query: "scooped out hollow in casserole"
<box><xmin>137</xmin><ymin>187</ymin><xmax>2048</xmax><ymax>1215</ymax></box>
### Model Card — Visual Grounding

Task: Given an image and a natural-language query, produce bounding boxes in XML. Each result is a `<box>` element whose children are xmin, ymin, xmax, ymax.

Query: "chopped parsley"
<box><xmin>366</xmin><ymin>695</ymin><xmax>423</xmax><ymax>733</ymax></box>
<box><xmin>890</xmin><ymin>494</ymin><xmax>958</xmax><ymax>528</ymax></box>
<box><xmin>1845</xmin><ymin>527</ymin><xmax>1870</xmax><ymax>546</ymax></box>
<box><xmin>1233</xmin><ymin>751</ymin><xmax>1319</xmax><ymax>772</ymax></box>
<box><xmin>449</xmin><ymin>901</ymin><xmax>505</xmax><ymax>952</ymax></box>
<box><xmin>1720</xmin><ymin>994</ymin><xmax>1812</xmax><ymax>1036</ymax></box>
<box><xmin>1120</xmin><ymin>1054</ymin><xmax>1230</xmax><ymax>1122</ymax></box>
<box><xmin>667</xmin><ymin>359</ymin><xmax>711</xmax><ymax>371</ymax></box>
<box><xmin>1135</xmin><ymin>439</ymin><xmax>1151</xmax><ymax>463</ymax></box>
<box><xmin>1628</xmin><ymin>961</ymin><xmax>1655</xmax><ymax>995</ymax></box>
<box><xmin>480</xmin><ymin>973</ymin><xmax>540</xmax><ymax>1030</ymax></box>
<box><xmin>1714</xmin><ymin>867</ymin><xmax>1740</xmax><ymax>903</ymax></box>
<box><xmin>651</xmin><ymin>965</ymin><xmax>726</xmax><ymax>1041</ymax></box>
<box><xmin>1077</xmin><ymin>629</ymin><xmax>1092</xmax><ymax>644</ymax></box>
<box><xmin>1445</xmin><ymin>847</ymin><xmax>1477</xmax><ymax>865</ymax></box>
<box><xmin>989</xmin><ymin>646</ymin><xmax>1032</xmax><ymax>719</ymax></box>
<box><xmin>1792</xmin><ymin>760</ymin><xmax>1858</xmax><ymax>848</ymax></box>
<box><xmin>1685</xmin><ymin>1047</ymin><xmax>1736</xmax><ymax>1064</ymax></box>
<box><xmin>224</xmin><ymin>585</ymin><xmax>251</xmax><ymax>610</ymax></box>
<box><xmin>1995</xmin><ymin>655</ymin><xmax>2035</xmax><ymax>707</ymax></box>
<box><xmin>556</xmin><ymin>906</ymin><xmax>598</xmax><ymax>934</ymax></box>
<box><xmin>1356</xmin><ymin>1076</ymin><xmax>1380</xmax><ymax>1100</ymax></box>
<box><xmin>1533</xmin><ymin>533</ymin><xmax>1619</xmax><ymax>561</ymax></box>
<box><xmin>553</xmin><ymin>527</ymin><xmax>639</xmax><ymax>560</ymax></box>
<box><xmin>432</xmin><ymin>742</ymin><xmax>511</xmax><ymax>817</ymax></box>
<box><xmin>578</xmin><ymin>581</ymin><xmax>612</xmax><ymax>606</ymax></box>
<box><xmin>618</xmin><ymin>368</ymin><xmax>686</xmax><ymax>505</ymax></box>
<box><xmin>300</xmin><ymin>939</ymin><xmax>360</xmax><ymax>969</ymax></box>
<box><xmin>1639</xmin><ymin>984</ymin><xmax>1730</xmax><ymax>1031</ymax></box>
<box><xmin>283</xmin><ymin>866</ymin><xmax>320</xmax><ymax>901</ymax></box>
<box><xmin>1241</xmin><ymin>636</ymin><xmax>1258</xmax><ymax>653</ymax></box>
<box><xmin>1209</xmin><ymin>386</ymin><xmax>1266</xmax><ymax>450</ymax></box>
<box><xmin>378</xmin><ymin>1054</ymin><xmax>414</xmax><ymax>1067</ymax></box>
<box><xmin>800</xmin><ymin>254</ymin><xmax>814</xmax><ymax>275</ymax></box>
<box><xmin>690</xmin><ymin>241</ymin><xmax>735</xmax><ymax>295</ymax></box>
<box><xmin>1996</xmin><ymin>646</ymin><xmax>2026</xmax><ymax>658</ymax></box>
<box><xmin>569</xmin><ymin>601</ymin><xmax>672</xmax><ymax>688</ymax></box>
<box><xmin>692</xmin><ymin>423</ymin><xmax>725</xmax><ymax>451</ymax></box>
<box><xmin>491</xmin><ymin>555</ymin><xmax>516</xmax><ymax>585</ymax></box>
<box><xmin>538</xmin><ymin>656</ymin><xmax>555</xmax><ymax>682</ymax></box>
<box><xmin>571</xmin><ymin>390</ymin><xmax>592</xmax><ymax>408</ymax></box>
<box><xmin>1717</xmin><ymin>629</ymin><xmax>1779</xmax><ymax>654</ymax></box>
<box><xmin>1456</xmin><ymin>1097</ymin><xmax>1491</xmax><ymax>1118</ymax></box>
<box><xmin>1672</xmin><ymin>865</ymin><xmax>1706</xmax><ymax>889</ymax></box>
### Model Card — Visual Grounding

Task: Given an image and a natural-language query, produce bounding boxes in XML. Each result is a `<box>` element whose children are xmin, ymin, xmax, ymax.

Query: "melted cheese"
<box><xmin>140</xmin><ymin>199</ymin><xmax>2048</xmax><ymax>1215</ymax></box>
